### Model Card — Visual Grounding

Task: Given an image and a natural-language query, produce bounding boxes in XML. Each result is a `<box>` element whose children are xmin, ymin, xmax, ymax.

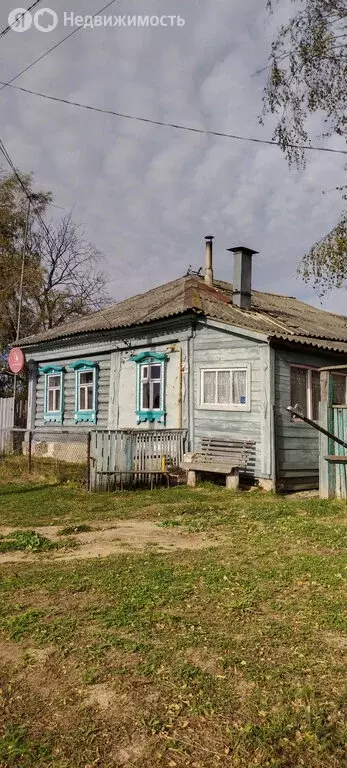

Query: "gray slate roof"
<box><xmin>19</xmin><ymin>274</ymin><xmax>347</xmax><ymax>354</ymax></box>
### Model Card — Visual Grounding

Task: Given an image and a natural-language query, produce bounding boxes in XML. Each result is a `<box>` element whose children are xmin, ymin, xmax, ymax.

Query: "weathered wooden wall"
<box><xmin>275</xmin><ymin>348</ymin><xmax>347</xmax><ymax>491</ymax></box>
<box><xmin>28</xmin><ymin>319</ymin><xmax>194</xmax><ymax>436</ymax></box>
<box><xmin>35</xmin><ymin>353</ymin><xmax>111</xmax><ymax>431</ymax></box>
<box><xmin>192</xmin><ymin>322</ymin><xmax>272</xmax><ymax>480</ymax></box>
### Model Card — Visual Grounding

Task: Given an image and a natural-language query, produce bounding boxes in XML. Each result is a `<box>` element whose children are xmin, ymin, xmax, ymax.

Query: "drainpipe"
<box><xmin>177</xmin><ymin>345</ymin><xmax>182</xmax><ymax>429</ymax></box>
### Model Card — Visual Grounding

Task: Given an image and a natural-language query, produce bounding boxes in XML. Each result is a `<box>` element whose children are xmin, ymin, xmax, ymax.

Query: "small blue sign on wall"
<box><xmin>240</xmin><ymin>396</ymin><xmax>246</xmax><ymax>404</ymax></box>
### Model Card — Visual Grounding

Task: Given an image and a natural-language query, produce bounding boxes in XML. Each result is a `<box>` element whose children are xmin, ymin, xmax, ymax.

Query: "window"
<box><xmin>290</xmin><ymin>366</ymin><xmax>320</xmax><ymax>420</ymax></box>
<box><xmin>130</xmin><ymin>350</ymin><xmax>168</xmax><ymax>424</ymax></box>
<box><xmin>70</xmin><ymin>360</ymin><xmax>98</xmax><ymax>423</ymax></box>
<box><xmin>332</xmin><ymin>374</ymin><xmax>347</xmax><ymax>405</ymax></box>
<box><xmin>78</xmin><ymin>370</ymin><xmax>94</xmax><ymax>411</ymax></box>
<box><xmin>47</xmin><ymin>375</ymin><xmax>61</xmax><ymax>412</ymax></box>
<box><xmin>200</xmin><ymin>367</ymin><xmax>250</xmax><ymax>411</ymax></box>
<box><xmin>39</xmin><ymin>364</ymin><xmax>64</xmax><ymax>424</ymax></box>
<box><xmin>141</xmin><ymin>364</ymin><xmax>161</xmax><ymax>410</ymax></box>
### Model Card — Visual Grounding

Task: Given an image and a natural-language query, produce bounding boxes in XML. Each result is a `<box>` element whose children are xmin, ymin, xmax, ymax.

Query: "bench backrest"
<box><xmin>199</xmin><ymin>437</ymin><xmax>253</xmax><ymax>469</ymax></box>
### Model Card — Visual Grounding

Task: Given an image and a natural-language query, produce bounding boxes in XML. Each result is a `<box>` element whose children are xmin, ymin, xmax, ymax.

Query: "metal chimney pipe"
<box><xmin>227</xmin><ymin>246</ymin><xmax>258</xmax><ymax>309</ymax></box>
<box><xmin>204</xmin><ymin>235</ymin><xmax>214</xmax><ymax>286</ymax></box>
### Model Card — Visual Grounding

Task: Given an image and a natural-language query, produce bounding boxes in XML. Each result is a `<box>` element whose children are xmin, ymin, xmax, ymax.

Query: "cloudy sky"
<box><xmin>1</xmin><ymin>0</ymin><xmax>346</xmax><ymax>313</ymax></box>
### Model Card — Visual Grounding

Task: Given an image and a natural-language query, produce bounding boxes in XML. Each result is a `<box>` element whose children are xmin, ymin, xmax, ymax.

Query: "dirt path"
<box><xmin>0</xmin><ymin>519</ymin><xmax>220</xmax><ymax>563</ymax></box>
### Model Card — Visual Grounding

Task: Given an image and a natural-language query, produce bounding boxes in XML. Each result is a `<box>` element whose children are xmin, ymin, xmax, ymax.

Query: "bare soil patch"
<box><xmin>185</xmin><ymin>647</ymin><xmax>223</xmax><ymax>676</ymax></box>
<box><xmin>322</xmin><ymin>631</ymin><xmax>347</xmax><ymax>651</ymax></box>
<box><xmin>0</xmin><ymin>519</ymin><xmax>220</xmax><ymax>563</ymax></box>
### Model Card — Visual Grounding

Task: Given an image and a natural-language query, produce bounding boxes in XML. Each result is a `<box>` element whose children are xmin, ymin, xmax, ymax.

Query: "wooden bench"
<box><xmin>180</xmin><ymin>437</ymin><xmax>254</xmax><ymax>489</ymax></box>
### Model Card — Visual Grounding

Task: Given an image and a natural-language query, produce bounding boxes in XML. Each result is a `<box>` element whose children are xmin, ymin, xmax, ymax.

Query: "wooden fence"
<box><xmin>0</xmin><ymin>398</ymin><xmax>14</xmax><ymax>453</ymax></box>
<box><xmin>90</xmin><ymin>429</ymin><xmax>187</xmax><ymax>490</ymax></box>
<box><xmin>319</xmin><ymin>369</ymin><xmax>347</xmax><ymax>499</ymax></box>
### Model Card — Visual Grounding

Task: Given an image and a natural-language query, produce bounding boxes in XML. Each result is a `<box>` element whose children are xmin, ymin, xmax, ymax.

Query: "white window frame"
<box><xmin>290</xmin><ymin>364</ymin><xmax>321</xmax><ymax>421</ymax></box>
<box><xmin>199</xmin><ymin>365</ymin><xmax>251</xmax><ymax>412</ymax></box>
<box><xmin>140</xmin><ymin>362</ymin><xmax>162</xmax><ymax>412</ymax></box>
<box><xmin>77</xmin><ymin>368</ymin><xmax>96</xmax><ymax>413</ymax></box>
<box><xmin>46</xmin><ymin>373</ymin><xmax>62</xmax><ymax>414</ymax></box>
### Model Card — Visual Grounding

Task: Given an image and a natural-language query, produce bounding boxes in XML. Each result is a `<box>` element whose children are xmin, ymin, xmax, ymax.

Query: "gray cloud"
<box><xmin>1</xmin><ymin>0</ymin><xmax>345</xmax><ymax>312</ymax></box>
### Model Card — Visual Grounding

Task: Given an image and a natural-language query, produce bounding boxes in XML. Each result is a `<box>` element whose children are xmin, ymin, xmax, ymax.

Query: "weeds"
<box><xmin>0</xmin><ymin>530</ymin><xmax>55</xmax><ymax>553</ymax></box>
<box><xmin>57</xmin><ymin>524</ymin><xmax>93</xmax><ymax>536</ymax></box>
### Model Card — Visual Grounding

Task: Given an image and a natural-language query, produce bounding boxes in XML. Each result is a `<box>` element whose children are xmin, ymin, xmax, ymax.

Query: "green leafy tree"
<box><xmin>262</xmin><ymin>0</ymin><xmax>347</xmax><ymax>296</ymax></box>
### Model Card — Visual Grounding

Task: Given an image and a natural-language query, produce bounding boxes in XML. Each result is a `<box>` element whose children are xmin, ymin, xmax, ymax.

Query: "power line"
<box><xmin>2</xmin><ymin>80</ymin><xmax>347</xmax><ymax>156</ymax></box>
<box><xmin>0</xmin><ymin>0</ymin><xmax>118</xmax><ymax>92</ymax></box>
<box><xmin>0</xmin><ymin>136</ymin><xmax>56</xmax><ymax>249</ymax></box>
<box><xmin>0</xmin><ymin>1</ymin><xmax>43</xmax><ymax>38</ymax></box>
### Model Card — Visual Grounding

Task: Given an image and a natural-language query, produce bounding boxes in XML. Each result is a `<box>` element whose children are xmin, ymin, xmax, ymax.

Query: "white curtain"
<box><xmin>203</xmin><ymin>371</ymin><xmax>216</xmax><ymax>403</ymax></box>
<box><xmin>217</xmin><ymin>371</ymin><xmax>231</xmax><ymax>404</ymax></box>
<box><xmin>232</xmin><ymin>370</ymin><xmax>246</xmax><ymax>404</ymax></box>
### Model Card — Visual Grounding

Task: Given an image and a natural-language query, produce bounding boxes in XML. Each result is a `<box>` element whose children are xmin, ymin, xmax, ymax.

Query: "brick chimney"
<box><xmin>227</xmin><ymin>246</ymin><xmax>258</xmax><ymax>309</ymax></box>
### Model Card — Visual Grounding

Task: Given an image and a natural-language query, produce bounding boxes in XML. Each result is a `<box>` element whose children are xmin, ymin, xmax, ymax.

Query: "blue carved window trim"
<box><xmin>130</xmin><ymin>351</ymin><xmax>168</xmax><ymax>424</ymax></box>
<box><xmin>39</xmin><ymin>364</ymin><xmax>64</xmax><ymax>424</ymax></box>
<box><xmin>70</xmin><ymin>360</ymin><xmax>98</xmax><ymax>424</ymax></box>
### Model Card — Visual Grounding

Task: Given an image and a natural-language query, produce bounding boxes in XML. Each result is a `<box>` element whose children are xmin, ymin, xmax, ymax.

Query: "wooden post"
<box><xmin>319</xmin><ymin>371</ymin><xmax>335</xmax><ymax>498</ymax></box>
<box><xmin>226</xmin><ymin>470</ymin><xmax>239</xmax><ymax>490</ymax></box>
<box><xmin>187</xmin><ymin>469</ymin><xmax>196</xmax><ymax>487</ymax></box>
<box><xmin>28</xmin><ymin>430</ymin><xmax>33</xmax><ymax>473</ymax></box>
<box><xmin>86</xmin><ymin>431</ymin><xmax>91</xmax><ymax>491</ymax></box>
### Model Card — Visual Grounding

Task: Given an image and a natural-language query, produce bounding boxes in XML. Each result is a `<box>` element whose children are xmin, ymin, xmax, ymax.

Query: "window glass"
<box><xmin>48</xmin><ymin>389</ymin><xmax>60</xmax><ymax>412</ymax></box>
<box><xmin>217</xmin><ymin>371</ymin><xmax>230</xmax><ymax>404</ymax></box>
<box><xmin>332</xmin><ymin>374</ymin><xmax>346</xmax><ymax>405</ymax></box>
<box><xmin>290</xmin><ymin>367</ymin><xmax>307</xmax><ymax>415</ymax></box>
<box><xmin>142</xmin><ymin>381</ymin><xmax>150</xmax><ymax>409</ymax></box>
<box><xmin>47</xmin><ymin>375</ymin><xmax>61</xmax><ymax>412</ymax></box>
<box><xmin>140</xmin><ymin>363</ymin><xmax>162</xmax><ymax>410</ymax></box>
<box><xmin>78</xmin><ymin>370</ymin><xmax>94</xmax><ymax>410</ymax></box>
<box><xmin>311</xmin><ymin>371</ymin><xmax>320</xmax><ymax>420</ymax></box>
<box><xmin>202</xmin><ymin>369</ymin><xmax>248</xmax><ymax>407</ymax></box>
<box><xmin>233</xmin><ymin>370</ymin><xmax>247</xmax><ymax>405</ymax></box>
<box><xmin>203</xmin><ymin>371</ymin><xmax>216</xmax><ymax>404</ymax></box>
<box><xmin>79</xmin><ymin>387</ymin><xmax>86</xmax><ymax>410</ymax></box>
<box><xmin>49</xmin><ymin>375</ymin><xmax>60</xmax><ymax>388</ymax></box>
<box><xmin>87</xmin><ymin>387</ymin><xmax>93</xmax><ymax>410</ymax></box>
<box><xmin>152</xmin><ymin>382</ymin><xmax>161</xmax><ymax>408</ymax></box>
<box><xmin>150</xmin><ymin>365</ymin><xmax>161</xmax><ymax>379</ymax></box>
<box><xmin>80</xmin><ymin>371</ymin><xmax>93</xmax><ymax>385</ymax></box>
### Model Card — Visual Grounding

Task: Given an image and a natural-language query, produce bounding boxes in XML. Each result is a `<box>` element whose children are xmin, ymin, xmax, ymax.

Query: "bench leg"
<box><xmin>187</xmin><ymin>469</ymin><xmax>197</xmax><ymax>488</ymax></box>
<box><xmin>226</xmin><ymin>470</ymin><xmax>239</xmax><ymax>490</ymax></box>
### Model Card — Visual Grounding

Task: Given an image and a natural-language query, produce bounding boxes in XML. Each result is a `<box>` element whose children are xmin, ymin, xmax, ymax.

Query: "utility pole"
<box><xmin>13</xmin><ymin>198</ymin><xmax>30</xmax><ymax>426</ymax></box>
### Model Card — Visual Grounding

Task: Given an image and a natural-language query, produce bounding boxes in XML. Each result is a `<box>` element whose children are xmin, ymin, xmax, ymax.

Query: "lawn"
<box><xmin>0</xmin><ymin>478</ymin><xmax>346</xmax><ymax>767</ymax></box>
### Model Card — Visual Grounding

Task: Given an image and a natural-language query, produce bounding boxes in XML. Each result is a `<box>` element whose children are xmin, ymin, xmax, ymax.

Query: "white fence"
<box><xmin>0</xmin><ymin>398</ymin><xmax>14</xmax><ymax>453</ymax></box>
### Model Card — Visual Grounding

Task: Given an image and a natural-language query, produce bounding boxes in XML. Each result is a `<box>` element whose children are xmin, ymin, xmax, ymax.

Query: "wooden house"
<box><xmin>18</xmin><ymin>238</ymin><xmax>347</xmax><ymax>491</ymax></box>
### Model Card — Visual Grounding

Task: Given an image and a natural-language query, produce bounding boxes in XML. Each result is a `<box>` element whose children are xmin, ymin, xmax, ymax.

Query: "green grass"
<box><xmin>0</xmin><ymin>455</ymin><xmax>87</xmax><ymax>486</ymax></box>
<box><xmin>0</xmin><ymin>480</ymin><xmax>346</xmax><ymax>766</ymax></box>
<box><xmin>0</xmin><ymin>477</ymin><xmax>345</xmax><ymax>529</ymax></box>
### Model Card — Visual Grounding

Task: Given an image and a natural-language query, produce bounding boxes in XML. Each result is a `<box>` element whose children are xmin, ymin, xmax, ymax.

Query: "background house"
<box><xmin>18</xmin><ymin>238</ymin><xmax>347</xmax><ymax>491</ymax></box>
